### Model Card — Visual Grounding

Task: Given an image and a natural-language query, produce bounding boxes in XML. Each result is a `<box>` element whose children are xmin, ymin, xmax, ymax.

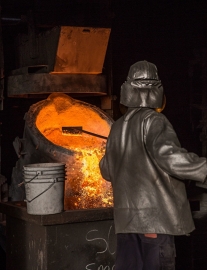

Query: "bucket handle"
<box><xmin>18</xmin><ymin>173</ymin><xmax>39</xmax><ymax>187</ymax></box>
<box><xmin>25</xmin><ymin>177</ymin><xmax>59</xmax><ymax>203</ymax></box>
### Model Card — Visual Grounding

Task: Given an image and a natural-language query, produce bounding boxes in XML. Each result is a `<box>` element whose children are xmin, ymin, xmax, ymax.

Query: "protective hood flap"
<box><xmin>120</xmin><ymin>80</ymin><xmax>164</xmax><ymax>108</ymax></box>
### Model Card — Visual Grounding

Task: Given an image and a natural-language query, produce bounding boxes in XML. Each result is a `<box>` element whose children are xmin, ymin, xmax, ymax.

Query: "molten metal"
<box><xmin>36</xmin><ymin>93</ymin><xmax>113</xmax><ymax>209</ymax></box>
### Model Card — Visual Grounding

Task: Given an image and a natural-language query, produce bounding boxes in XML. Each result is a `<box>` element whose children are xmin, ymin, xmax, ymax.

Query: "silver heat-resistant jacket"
<box><xmin>99</xmin><ymin>107</ymin><xmax>207</xmax><ymax>235</ymax></box>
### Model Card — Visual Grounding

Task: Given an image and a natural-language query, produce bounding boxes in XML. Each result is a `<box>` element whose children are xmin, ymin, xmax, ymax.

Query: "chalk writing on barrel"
<box><xmin>85</xmin><ymin>225</ymin><xmax>115</xmax><ymax>269</ymax></box>
<box><xmin>85</xmin><ymin>225</ymin><xmax>115</xmax><ymax>255</ymax></box>
<box><xmin>86</xmin><ymin>263</ymin><xmax>115</xmax><ymax>270</ymax></box>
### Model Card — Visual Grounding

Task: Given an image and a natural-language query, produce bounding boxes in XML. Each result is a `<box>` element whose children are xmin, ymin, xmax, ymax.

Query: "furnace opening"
<box><xmin>35</xmin><ymin>93</ymin><xmax>113</xmax><ymax>209</ymax></box>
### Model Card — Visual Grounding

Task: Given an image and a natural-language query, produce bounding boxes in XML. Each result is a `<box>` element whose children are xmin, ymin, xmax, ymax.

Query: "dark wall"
<box><xmin>111</xmin><ymin>0</ymin><xmax>207</xmax><ymax>154</ymax></box>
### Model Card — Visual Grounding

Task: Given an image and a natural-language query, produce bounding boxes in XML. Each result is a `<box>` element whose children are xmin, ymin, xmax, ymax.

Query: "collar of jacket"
<box><xmin>123</xmin><ymin>108</ymin><xmax>142</xmax><ymax>121</ymax></box>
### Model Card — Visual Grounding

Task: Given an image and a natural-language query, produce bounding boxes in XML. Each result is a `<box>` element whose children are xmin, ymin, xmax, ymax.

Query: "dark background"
<box><xmin>0</xmin><ymin>0</ymin><xmax>207</xmax><ymax>183</ymax></box>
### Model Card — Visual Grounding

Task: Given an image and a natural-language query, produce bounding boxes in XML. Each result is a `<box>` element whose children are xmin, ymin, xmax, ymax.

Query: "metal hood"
<box><xmin>7</xmin><ymin>26</ymin><xmax>111</xmax><ymax>97</ymax></box>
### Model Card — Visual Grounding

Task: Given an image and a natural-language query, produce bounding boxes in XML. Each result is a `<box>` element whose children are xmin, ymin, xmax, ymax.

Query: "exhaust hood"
<box><xmin>7</xmin><ymin>26</ymin><xmax>111</xmax><ymax>97</ymax></box>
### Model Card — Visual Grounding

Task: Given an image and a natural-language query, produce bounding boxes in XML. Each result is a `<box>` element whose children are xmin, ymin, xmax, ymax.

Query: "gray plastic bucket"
<box><xmin>23</xmin><ymin>163</ymin><xmax>66</xmax><ymax>215</ymax></box>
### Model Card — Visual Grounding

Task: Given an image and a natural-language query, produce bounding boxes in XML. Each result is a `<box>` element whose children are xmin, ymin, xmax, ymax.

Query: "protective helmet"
<box><xmin>120</xmin><ymin>60</ymin><xmax>164</xmax><ymax>109</ymax></box>
<box><xmin>127</xmin><ymin>60</ymin><xmax>160</xmax><ymax>81</ymax></box>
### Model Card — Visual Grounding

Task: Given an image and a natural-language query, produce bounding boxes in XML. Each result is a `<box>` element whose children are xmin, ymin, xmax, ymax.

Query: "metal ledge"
<box><xmin>0</xmin><ymin>201</ymin><xmax>113</xmax><ymax>226</ymax></box>
<box><xmin>7</xmin><ymin>73</ymin><xmax>107</xmax><ymax>97</ymax></box>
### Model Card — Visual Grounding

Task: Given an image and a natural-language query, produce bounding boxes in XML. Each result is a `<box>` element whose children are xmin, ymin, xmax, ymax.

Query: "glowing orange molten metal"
<box><xmin>36</xmin><ymin>93</ymin><xmax>113</xmax><ymax>209</ymax></box>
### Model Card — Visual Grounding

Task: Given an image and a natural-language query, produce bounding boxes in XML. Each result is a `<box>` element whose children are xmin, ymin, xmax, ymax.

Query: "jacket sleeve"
<box><xmin>99</xmin><ymin>155</ymin><xmax>111</xmax><ymax>182</ymax></box>
<box><xmin>145</xmin><ymin>113</ymin><xmax>207</xmax><ymax>182</ymax></box>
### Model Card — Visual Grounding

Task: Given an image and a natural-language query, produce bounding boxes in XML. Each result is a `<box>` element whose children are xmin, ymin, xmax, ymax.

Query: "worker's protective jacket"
<box><xmin>99</xmin><ymin>107</ymin><xmax>207</xmax><ymax>235</ymax></box>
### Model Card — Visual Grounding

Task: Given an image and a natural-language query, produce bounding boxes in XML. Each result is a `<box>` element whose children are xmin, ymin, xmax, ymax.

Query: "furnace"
<box><xmin>11</xmin><ymin>93</ymin><xmax>114</xmax><ymax>210</ymax></box>
<box><xmin>0</xmin><ymin>6</ymin><xmax>117</xmax><ymax>269</ymax></box>
<box><xmin>6</xmin><ymin>23</ymin><xmax>114</xmax><ymax>211</ymax></box>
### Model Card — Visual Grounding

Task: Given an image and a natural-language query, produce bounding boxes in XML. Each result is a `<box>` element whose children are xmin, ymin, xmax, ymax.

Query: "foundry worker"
<box><xmin>99</xmin><ymin>60</ymin><xmax>207</xmax><ymax>270</ymax></box>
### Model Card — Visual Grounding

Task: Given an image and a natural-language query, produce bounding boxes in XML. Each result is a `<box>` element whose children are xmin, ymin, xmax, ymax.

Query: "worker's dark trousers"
<box><xmin>115</xmin><ymin>233</ymin><xmax>176</xmax><ymax>270</ymax></box>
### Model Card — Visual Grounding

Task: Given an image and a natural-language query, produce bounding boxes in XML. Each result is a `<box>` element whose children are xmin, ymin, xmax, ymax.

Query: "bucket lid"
<box><xmin>23</xmin><ymin>163</ymin><xmax>66</xmax><ymax>172</ymax></box>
